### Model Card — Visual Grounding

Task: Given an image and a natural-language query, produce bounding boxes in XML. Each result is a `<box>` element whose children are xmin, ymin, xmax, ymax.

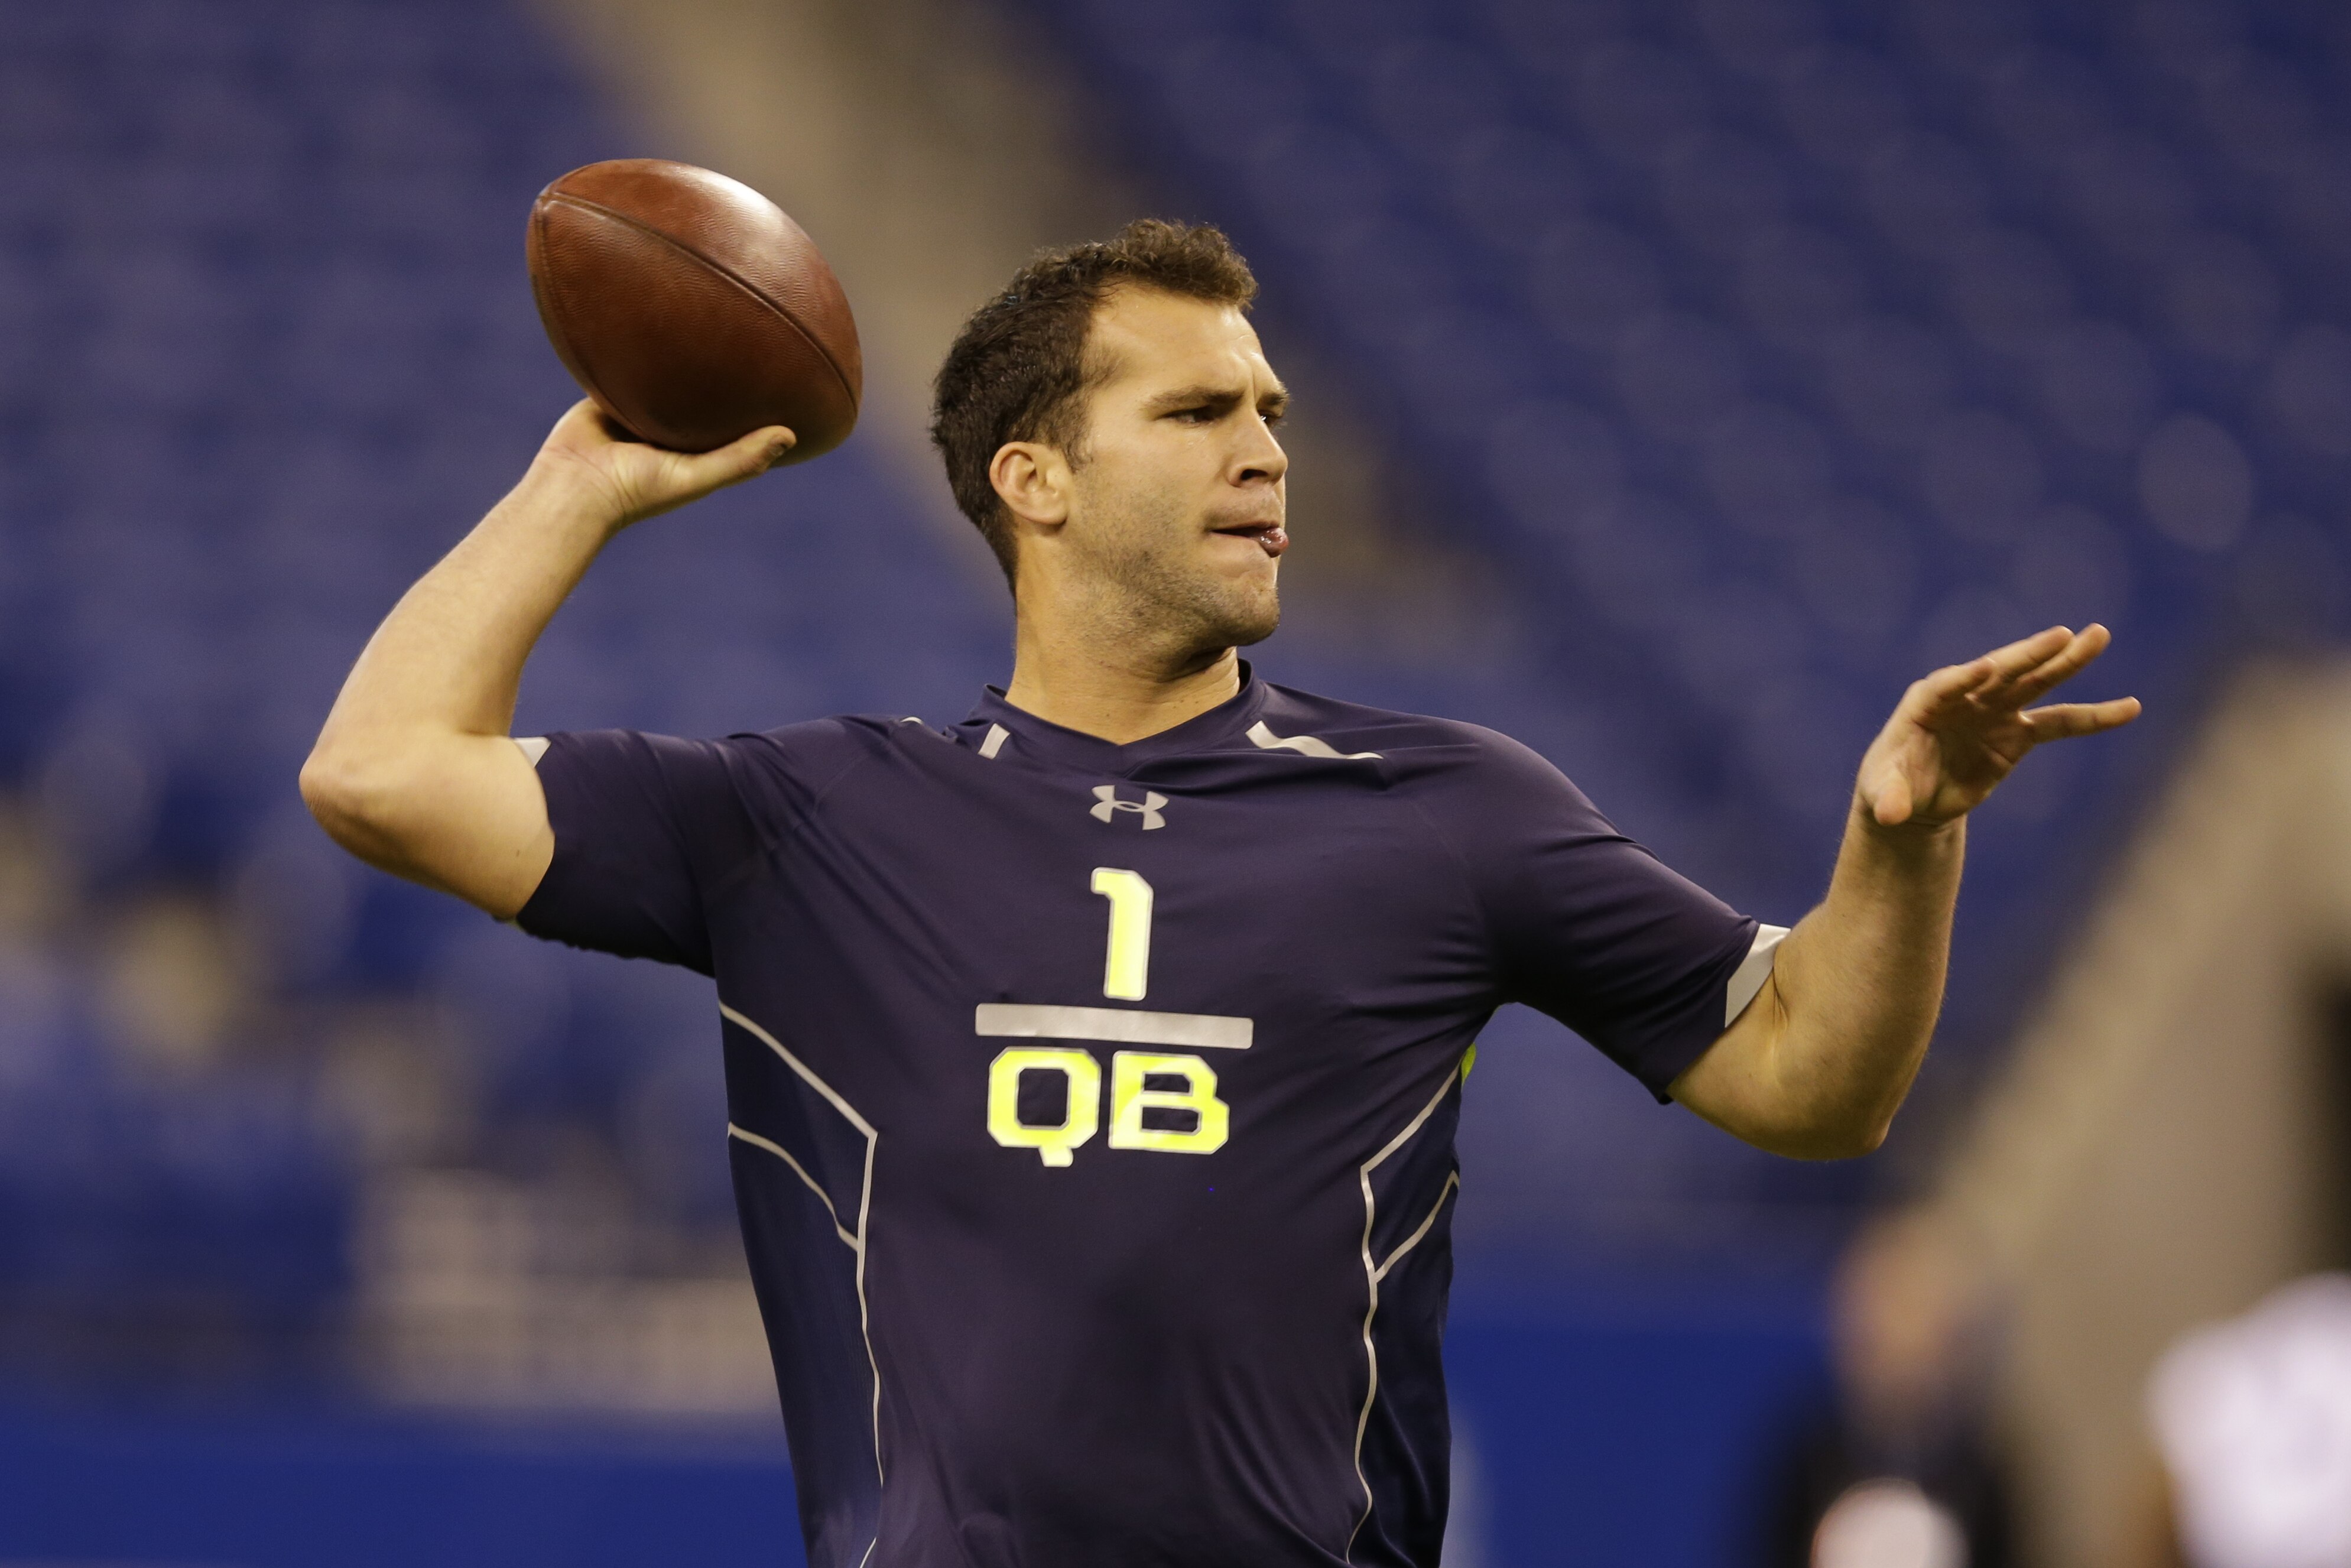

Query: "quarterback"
<box><xmin>303</xmin><ymin>220</ymin><xmax>2137</xmax><ymax>1567</ymax></box>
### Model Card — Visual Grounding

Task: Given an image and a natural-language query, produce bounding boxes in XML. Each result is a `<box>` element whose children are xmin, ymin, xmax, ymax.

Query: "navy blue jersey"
<box><xmin>515</xmin><ymin>670</ymin><xmax>1781</xmax><ymax>1568</ymax></box>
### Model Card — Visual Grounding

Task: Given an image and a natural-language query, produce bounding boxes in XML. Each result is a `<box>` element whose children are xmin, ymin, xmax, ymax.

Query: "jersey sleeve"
<box><xmin>1439</xmin><ymin>732</ymin><xmax>1779</xmax><ymax>1102</ymax></box>
<box><xmin>512</xmin><ymin>728</ymin><xmax>766</xmax><ymax>975</ymax></box>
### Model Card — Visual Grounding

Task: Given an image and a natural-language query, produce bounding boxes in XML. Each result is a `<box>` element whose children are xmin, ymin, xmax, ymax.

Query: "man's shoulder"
<box><xmin>1252</xmin><ymin>682</ymin><xmax>1566</xmax><ymax>788</ymax></box>
<box><xmin>639</xmin><ymin>713</ymin><xmax>927</xmax><ymax>809</ymax></box>
<box><xmin>728</xmin><ymin>712</ymin><xmax>915</xmax><ymax>753</ymax></box>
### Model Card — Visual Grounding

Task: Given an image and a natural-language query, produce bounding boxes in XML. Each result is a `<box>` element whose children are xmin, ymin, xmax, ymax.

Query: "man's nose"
<box><xmin>1235</xmin><ymin>421</ymin><xmax>1288</xmax><ymax>486</ymax></box>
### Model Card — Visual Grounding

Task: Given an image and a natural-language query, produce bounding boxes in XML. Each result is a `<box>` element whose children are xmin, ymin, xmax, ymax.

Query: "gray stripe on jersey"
<box><xmin>975</xmin><ymin>1002</ymin><xmax>1252</xmax><ymax>1051</ymax></box>
<box><xmin>1723</xmin><ymin>923</ymin><xmax>1791</xmax><ymax>1026</ymax></box>
<box><xmin>1246</xmin><ymin>720</ymin><xmax>1381</xmax><ymax>761</ymax></box>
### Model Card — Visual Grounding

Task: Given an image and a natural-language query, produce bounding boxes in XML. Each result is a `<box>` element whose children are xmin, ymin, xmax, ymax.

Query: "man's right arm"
<box><xmin>298</xmin><ymin>401</ymin><xmax>793</xmax><ymax>918</ymax></box>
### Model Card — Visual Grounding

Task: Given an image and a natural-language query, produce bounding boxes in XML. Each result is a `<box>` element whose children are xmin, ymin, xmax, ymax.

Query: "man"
<box><xmin>301</xmin><ymin>220</ymin><xmax>2138</xmax><ymax>1566</ymax></box>
<box><xmin>1758</xmin><ymin>1208</ymin><xmax>2018</xmax><ymax>1567</ymax></box>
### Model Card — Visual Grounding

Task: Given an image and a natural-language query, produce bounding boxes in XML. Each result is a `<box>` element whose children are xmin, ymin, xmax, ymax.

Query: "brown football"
<box><xmin>526</xmin><ymin>159</ymin><xmax>862</xmax><ymax>459</ymax></box>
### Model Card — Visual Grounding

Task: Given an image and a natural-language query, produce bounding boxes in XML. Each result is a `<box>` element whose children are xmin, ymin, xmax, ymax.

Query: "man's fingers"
<box><xmin>1972</xmin><ymin>625</ymin><xmax>2078</xmax><ymax>701</ymax></box>
<box><xmin>749</xmin><ymin>424</ymin><xmax>799</xmax><ymax>468</ymax></box>
<box><xmin>1999</xmin><ymin>623</ymin><xmax>2114</xmax><ymax>707</ymax></box>
<box><xmin>1909</xmin><ymin>626</ymin><xmax>2072</xmax><ymax>718</ymax></box>
<box><xmin>680</xmin><ymin>424</ymin><xmax>797</xmax><ymax>489</ymax></box>
<box><xmin>1914</xmin><ymin>625</ymin><xmax>2119</xmax><ymax>723</ymax></box>
<box><xmin>2021</xmin><ymin>696</ymin><xmax>2143</xmax><ymax>741</ymax></box>
<box><xmin>1912</xmin><ymin>655</ymin><xmax>1998</xmax><ymax>714</ymax></box>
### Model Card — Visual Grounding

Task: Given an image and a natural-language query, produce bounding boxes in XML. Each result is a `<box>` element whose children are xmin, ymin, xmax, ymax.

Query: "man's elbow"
<box><xmin>1743</xmin><ymin>1022</ymin><xmax>1918</xmax><ymax>1160</ymax></box>
<box><xmin>1738</xmin><ymin>1082</ymin><xmax>1899</xmax><ymax>1160</ymax></box>
<box><xmin>1684</xmin><ymin>1082</ymin><xmax>1897</xmax><ymax>1161</ymax></box>
<box><xmin>299</xmin><ymin>741</ymin><xmax>413</xmax><ymax>862</ymax></box>
<box><xmin>1775</xmin><ymin>1113</ymin><xmax>1891</xmax><ymax>1161</ymax></box>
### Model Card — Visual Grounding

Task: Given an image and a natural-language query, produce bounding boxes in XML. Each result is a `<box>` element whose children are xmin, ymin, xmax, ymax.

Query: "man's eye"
<box><xmin>1261</xmin><ymin>407</ymin><xmax>1287</xmax><ymax>428</ymax></box>
<box><xmin>1177</xmin><ymin>406</ymin><xmax>1217</xmax><ymax>422</ymax></box>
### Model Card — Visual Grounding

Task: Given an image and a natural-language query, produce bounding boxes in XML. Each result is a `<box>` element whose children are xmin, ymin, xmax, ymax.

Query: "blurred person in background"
<box><xmin>1759</xmin><ymin>1206</ymin><xmax>2018</xmax><ymax>1568</ymax></box>
<box><xmin>2128</xmin><ymin>1274</ymin><xmax>2351</xmax><ymax>1568</ymax></box>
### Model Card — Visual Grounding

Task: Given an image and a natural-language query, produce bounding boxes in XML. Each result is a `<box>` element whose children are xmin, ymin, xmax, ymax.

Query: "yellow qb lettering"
<box><xmin>1107</xmin><ymin>1051</ymin><xmax>1229</xmax><ymax>1155</ymax></box>
<box><xmin>986</xmin><ymin>1048</ymin><xmax>1101</xmax><ymax>1167</ymax></box>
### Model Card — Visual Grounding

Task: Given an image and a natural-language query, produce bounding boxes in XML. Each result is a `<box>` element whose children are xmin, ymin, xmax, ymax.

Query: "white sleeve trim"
<box><xmin>514</xmin><ymin>736</ymin><xmax>550</xmax><ymax>768</ymax></box>
<box><xmin>1723</xmin><ymin>924</ymin><xmax>1791</xmax><ymax>1027</ymax></box>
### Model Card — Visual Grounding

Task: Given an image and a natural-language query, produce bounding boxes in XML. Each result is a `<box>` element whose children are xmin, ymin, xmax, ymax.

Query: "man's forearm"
<box><xmin>300</xmin><ymin>405</ymin><xmax>787</xmax><ymax>914</ymax></box>
<box><xmin>314</xmin><ymin>466</ymin><xmax>616</xmax><ymax>754</ymax></box>
<box><xmin>298</xmin><ymin>461</ymin><xmax>620</xmax><ymax>907</ymax></box>
<box><xmin>1767</xmin><ymin>799</ymin><xmax>1963</xmax><ymax>1149</ymax></box>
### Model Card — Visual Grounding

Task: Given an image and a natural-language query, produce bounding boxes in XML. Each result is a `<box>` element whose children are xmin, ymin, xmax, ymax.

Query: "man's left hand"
<box><xmin>1857</xmin><ymin>625</ymin><xmax>2142</xmax><ymax>830</ymax></box>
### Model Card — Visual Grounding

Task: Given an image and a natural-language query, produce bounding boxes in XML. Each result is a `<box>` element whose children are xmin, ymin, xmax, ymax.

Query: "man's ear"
<box><xmin>989</xmin><ymin>441</ymin><xmax>1073</xmax><ymax>531</ymax></box>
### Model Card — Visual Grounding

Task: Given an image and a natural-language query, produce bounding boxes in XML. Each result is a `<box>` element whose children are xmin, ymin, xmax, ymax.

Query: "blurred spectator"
<box><xmin>2134</xmin><ymin>1274</ymin><xmax>2351</xmax><ymax>1568</ymax></box>
<box><xmin>1757</xmin><ymin>1207</ymin><xmax>2018</xmax><ymax>1568</ymax></box>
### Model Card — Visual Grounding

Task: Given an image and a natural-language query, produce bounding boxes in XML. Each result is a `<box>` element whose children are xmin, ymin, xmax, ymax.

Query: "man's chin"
<box><xmin>1228</xmin><ymin>601</ymin><xmax>1279</xmax><ymax>649</ymax></box>
<box><xmin>1111</xmin><ymin>553</ymin><xmax>1279</xmax><ymax>655</ymax></box>
<box><xmin>1204</xmin><ymin>587</ymin><xmax>1280</xmax><ymax>651</ymax></box>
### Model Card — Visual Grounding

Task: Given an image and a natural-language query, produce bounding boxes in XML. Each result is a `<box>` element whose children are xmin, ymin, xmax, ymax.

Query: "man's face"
<box><xmin>1048</xmin><ymin>287</ymin><xmax>1291</xmax><ymax>654</ymax></box>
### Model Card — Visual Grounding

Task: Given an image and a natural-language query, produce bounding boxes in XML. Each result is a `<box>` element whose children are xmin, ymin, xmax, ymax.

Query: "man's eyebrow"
<box><xmin>1142</xmin><ymin>384</ymin><xmax>1244</xmax><ymax>415</ymax></box>
<box><xmin>1139</xmin><ymin>383</ymin><xmax>1294</xmax><ymax>418</ymax></box>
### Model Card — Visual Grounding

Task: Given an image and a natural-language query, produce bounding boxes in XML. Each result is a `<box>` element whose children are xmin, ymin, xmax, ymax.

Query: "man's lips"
<box><xmin>1213</xmin><ymin>522</ymin><xmax>1289</xmax><ymax>557</ymax></box>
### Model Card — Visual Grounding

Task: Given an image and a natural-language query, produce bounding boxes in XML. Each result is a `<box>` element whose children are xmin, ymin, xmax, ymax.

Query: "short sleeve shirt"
<box><xmin>517</xmin><ymin>670</ymin><xmax>1778</xmax><ymax>1568</ymax></box>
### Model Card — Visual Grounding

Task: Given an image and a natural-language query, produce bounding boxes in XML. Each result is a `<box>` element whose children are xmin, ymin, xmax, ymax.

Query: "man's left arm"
<box><xmin>1671</xmin><ymin>624</ymin><xmax>2141</xmax><ymax>1159</ymax></box>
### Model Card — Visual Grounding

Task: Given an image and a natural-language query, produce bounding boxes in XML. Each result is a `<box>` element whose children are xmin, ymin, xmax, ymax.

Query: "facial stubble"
<box><xmin>1077</xmin><ymin>478</ymin><xmax>1281</xmax><ymax>664</ymax></box>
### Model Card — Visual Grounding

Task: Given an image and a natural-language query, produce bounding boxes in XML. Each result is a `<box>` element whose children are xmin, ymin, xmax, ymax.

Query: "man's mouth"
<box><xmin>1213</xmin><ymin>522</ymin><xmax>1289</xmax><ymax>557</ymax></box>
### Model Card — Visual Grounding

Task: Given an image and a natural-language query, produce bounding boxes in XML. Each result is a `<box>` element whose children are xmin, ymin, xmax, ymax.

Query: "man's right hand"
<box><xmin>531</xmin><ymin>400</ymin><xmax>798</xmax><ymax>533</ymax></box>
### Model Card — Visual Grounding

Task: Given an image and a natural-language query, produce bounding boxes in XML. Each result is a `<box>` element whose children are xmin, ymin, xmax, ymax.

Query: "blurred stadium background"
<box><xmin>1</xmin><ymin>0</ymin><xmax>2348</xmax><ymax>1562</ymax></box>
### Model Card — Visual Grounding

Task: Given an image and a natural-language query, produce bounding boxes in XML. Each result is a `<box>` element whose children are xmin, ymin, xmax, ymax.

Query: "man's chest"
<box><xmin>743</xmin><ymin>756</ymin><xmax>1488</xmax><ymax>1024</ymax></box>
<box><xmin>712</xmin><ymin>754</ymin><xmax>1486</xmax><ymax>1228</ymax></box>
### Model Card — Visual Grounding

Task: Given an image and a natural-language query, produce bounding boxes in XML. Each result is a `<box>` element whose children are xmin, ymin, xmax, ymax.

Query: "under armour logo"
<box><xmin>1090</xmin><ymin>785</ymin><xmax>1167</xmax><ymax>830</ymax></box>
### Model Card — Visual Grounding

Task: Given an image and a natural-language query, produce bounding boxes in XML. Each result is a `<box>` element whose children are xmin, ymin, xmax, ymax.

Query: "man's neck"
<box><xmin>1002</xmin><ymin>637</ymin><xmax>1243</xmax><ymax>746</ymax></box>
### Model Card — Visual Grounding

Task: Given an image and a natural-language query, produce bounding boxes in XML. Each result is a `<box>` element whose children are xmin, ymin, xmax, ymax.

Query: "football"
<box><xmin>525</xmin><ymin>158</ymin><xmax>862</xmax><ymax>459</ymax></box>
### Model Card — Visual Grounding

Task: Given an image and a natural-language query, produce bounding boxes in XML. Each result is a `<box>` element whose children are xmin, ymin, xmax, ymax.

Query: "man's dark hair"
<box><xmin>930</xmin><ymin>219</ymin><xmax>1259</xmax><ymax>587</ymax></box>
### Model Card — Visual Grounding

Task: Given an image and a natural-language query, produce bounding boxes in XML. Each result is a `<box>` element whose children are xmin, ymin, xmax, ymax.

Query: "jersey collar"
<box><xmin>959</xmin><ymin>661</ymin><xmax>1271</xmax><ymax>774</ymax></box>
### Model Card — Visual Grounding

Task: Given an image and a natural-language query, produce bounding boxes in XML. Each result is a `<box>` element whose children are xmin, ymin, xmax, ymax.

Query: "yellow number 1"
<box><xmin>1092</xmin><ymin>868</ymin><xmax>1152</xmax><ymax>1001</ymax></box>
